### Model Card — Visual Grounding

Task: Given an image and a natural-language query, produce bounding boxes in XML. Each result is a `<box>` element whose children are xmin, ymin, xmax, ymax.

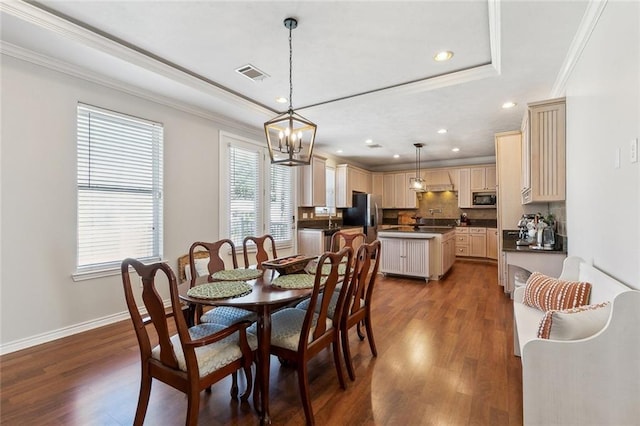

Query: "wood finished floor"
<box><xmin>0</xmin><ymin>261</ymin><xmax>522</xmax><ymax>425</ymax></box>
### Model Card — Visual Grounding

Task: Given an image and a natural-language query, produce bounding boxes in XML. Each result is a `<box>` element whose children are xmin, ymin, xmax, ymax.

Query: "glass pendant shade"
<box><xmin>265</xmin><ymin>109</ymin><xmax>316</xmax><ymax>166</ymax></box>
<box><xmin>410</xmin><ymin>143</ymin><xmax>427</xmax><ymax>192</ymax></box>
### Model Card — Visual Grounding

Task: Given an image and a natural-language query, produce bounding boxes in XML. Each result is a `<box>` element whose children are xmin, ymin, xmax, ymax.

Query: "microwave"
<box><xmin>472</xmin><ymin>192</ymin><xmax>497</xmax><ymax>206</ymax></box>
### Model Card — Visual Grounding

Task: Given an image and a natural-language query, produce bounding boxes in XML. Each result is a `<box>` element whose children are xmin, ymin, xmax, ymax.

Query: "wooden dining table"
<box><xmin>178</xmin><ymin>269</ymin><xmax>313</xmax><ymax>425</ymax></box>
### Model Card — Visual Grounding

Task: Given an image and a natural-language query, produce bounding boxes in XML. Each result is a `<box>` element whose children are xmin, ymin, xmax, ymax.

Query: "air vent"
<box><xmin>235</xmin><ymin>64</ymin><xmax>269</xmax><ymax>81</ymax></box>
<box><xmin>367</xmin><ymin>144</ymin><xmax>383</xmax><ymax>148</ymax></box>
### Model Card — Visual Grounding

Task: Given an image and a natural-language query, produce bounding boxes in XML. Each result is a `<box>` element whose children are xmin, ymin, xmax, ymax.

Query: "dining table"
<box><xmin>178</xmin><ymin>268</ymin><xmax>313</xmax><ymax>425</ymax></box>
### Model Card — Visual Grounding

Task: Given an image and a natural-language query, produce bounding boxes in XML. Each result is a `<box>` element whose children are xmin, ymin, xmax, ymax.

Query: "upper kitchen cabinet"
<box><xmin>470</xmin><ymin>166</ymin><xmax>496</xmax><ymax>191</ymax></box>
<box><xmin>299</xmin><ymin>156</ymin><xmax>326</xmax><ymax>207</ymax></box>
<box><xmin>382</xmin><ymin>172</ymin><xmax>417</xmax><ymax>209</ymax></box>
<box><xmin>457</xmin><ymin>168</ymin><xmax>472</xmax><ymax>208</ymax></box>
<box><xmin>495</xmin><ymin>131</ymin><xmax>524</xmax><ymax>229</ymax></box>
<box><xmin>371</xmin><ymin>172</ymin><xmax>384</xmax><ymax>200</ymax></box>
<box><xmin>336</xmin><ymin>164</ymin><xmax>371</xmax><ymax>208</ymax></box>
<box><xmin>521</xmin><ymin>97</ymin><xmax>566</xmax><ymax>204</ymax></box>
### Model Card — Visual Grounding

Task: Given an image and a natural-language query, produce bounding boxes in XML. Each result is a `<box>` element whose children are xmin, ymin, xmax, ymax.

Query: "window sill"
<box><xmin>73</xmin><ymin>257</ymin><xmax>164</xmax><ymax>282</ymax></box>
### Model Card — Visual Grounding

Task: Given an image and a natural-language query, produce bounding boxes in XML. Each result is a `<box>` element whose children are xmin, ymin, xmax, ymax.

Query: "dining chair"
<box><xmin>329</xmin><ymin>230</ymin><xmax>366</xmax><ymax>253</ymax></box>
<box><xmin>341</xmin><ymin>240</ymin><xmax>381</xmax><ymax>381</ymax></box>
<box><xmin>265</xmin><ymin>247</ymin><xmax>353</xmax><ymax>425</ymax></box>
<box><xmin>242</xmin><ymin>234</ymin><xmax>277</xmax><ymax>270</ymax></box>
<box><xmin>188</xmin><ymin>240</ymin><xmax>257</xmax><ymax>326</ymax></box>
<box><xmin>121</xmin><ymin>258</ymin><xmax>255</xmax><ymax>426</ymax></box>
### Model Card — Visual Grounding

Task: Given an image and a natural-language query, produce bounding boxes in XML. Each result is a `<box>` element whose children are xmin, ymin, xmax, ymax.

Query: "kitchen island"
<box><xmin>378</xmin><ymin>226</ymin><xmax>456</xmax><ymax>281</ymax></box>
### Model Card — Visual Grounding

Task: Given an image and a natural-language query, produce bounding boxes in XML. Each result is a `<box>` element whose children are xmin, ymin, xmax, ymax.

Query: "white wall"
<box><xmin>0</xmin><ymin>55</ymin><xmax>266</xmax><ymax>350</ymax></box>
<box><xmin>565</xmin><ymin>1</ymin><xmax>639</xmax><ymax>288</ymax></box>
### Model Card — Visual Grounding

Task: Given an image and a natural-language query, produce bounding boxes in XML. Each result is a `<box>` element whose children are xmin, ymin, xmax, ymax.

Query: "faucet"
<box><xmin>328</xmin><ymin>212</ymin><xmax>333</xmax><ymax>229</ymax></box>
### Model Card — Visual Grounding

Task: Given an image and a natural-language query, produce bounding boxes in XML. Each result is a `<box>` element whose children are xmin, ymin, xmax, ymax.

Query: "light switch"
<box><xmin>631</xmin><ymin>138</ymin><xmax>638</xmax><ymax>163</ymax></box>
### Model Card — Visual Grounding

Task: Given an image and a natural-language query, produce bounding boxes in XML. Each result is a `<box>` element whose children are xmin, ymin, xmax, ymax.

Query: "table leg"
<box><xmin>255</xmin><ymin>305</ymin><xmax>272</xmax><ymax>425</ymax></box>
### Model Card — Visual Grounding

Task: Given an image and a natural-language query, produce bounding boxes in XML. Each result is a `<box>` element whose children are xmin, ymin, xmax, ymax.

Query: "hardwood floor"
<box><xmin>0</xmin><ymin>261</ymin><xmax>522</xmax><ymax>425</ymax></box>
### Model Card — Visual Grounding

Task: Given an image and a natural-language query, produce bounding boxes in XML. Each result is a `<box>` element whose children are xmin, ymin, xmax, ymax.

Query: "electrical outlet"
<box><xmin>631</xmin><ymin>138</ymin><xmax>638</xmax><ymax>163</ymax></box>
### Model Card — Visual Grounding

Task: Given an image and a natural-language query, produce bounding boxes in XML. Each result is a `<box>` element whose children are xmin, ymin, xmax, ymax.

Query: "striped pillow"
<box><xmin>537</xmin><ymin>302</ymin><xmax>611</xmax><ymax>339</ymax></box>
<box><xmin>523</xmin><ymin>272</ymin><xmax>592</xmax><ymax>311</ymax></box>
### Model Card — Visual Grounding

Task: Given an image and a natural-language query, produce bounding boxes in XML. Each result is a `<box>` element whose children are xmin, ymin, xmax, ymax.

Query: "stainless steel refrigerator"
<box><xmin>342</xmin><ymin>192</ymin><xmax>382</xmax><ymax>243</ymax></box>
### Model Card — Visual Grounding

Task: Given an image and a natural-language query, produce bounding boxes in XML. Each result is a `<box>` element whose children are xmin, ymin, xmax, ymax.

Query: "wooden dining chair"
<box><xmin>329</xmin><ymin>230</ymin><xmax>366</xmax><ymax>253</ymax></box>
<box><xmin>266</xmin><ymin>247</ymin><xmax>354</xmax><ymax>425</ymax></box>
<box><xmin>121</xmin><ymin>258</ymin><xmax>255</xmax><ymax>426</ymax></box>
<box><xmin>188</xmin><ymin>240</ymin><xmax>256</xmax><ymax>326</ymax></box>
<box><xmin>242</xmin><ymin>234</ymin><xmax>277</xmax><ymax>270</ymax></box>
<box><xmin>341</xmin><ymin>240</ymin><xmax>381</xmax><ymax>381</ymax></box>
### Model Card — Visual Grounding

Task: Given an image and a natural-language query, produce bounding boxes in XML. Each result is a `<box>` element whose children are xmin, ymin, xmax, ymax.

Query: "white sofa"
<box><xmin>513</xmin><ymin>256</ymin><xmax>640</xmax><ymax>426</ymax></box>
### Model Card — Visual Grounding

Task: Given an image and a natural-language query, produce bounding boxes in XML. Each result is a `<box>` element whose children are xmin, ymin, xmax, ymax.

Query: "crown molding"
<box><xmin>551</xmin><ymin>0</ymin><xmax>608</xmax><ymax>97</ymax></box>
<box><xmin>0</xmin><ymin>41</ymin><xmax>264</xmax><ymax>138</ymax></box>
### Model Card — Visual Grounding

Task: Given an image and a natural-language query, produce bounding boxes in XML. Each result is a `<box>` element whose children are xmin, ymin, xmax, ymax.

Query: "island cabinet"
<box><xmin>378</xmin><ymin>235</ymin><xmax>431</xmax><ymax>281</ymax></box>
<box><xmin>439</xmin><ymin>230</ymin><xmax>457</xmax><ymax>277</ymax></box>
<box><xmin>521</xmin><ymin>97</ymin><xmax>566</xmax><ymax>204</ymax></box>
<box><xmin>299</xmin><ymin>156</ymin><xmax>326</xmax><ymax>207</ymax></box>
<box><xmin>335</xmin><ymin>164</ymin><xmax>371</xmax><ymax>208</ymax></box>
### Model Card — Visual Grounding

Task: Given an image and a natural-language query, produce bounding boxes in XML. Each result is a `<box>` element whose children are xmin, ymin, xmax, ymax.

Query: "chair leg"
<box><xmin>341</xmin><ymin>326</ymin><xmax>356</xmax><ymax>382</ymax></box>
<box><xmin>185</xmin><ymin>384</ymin><xmax>200</xmax><ymax>426</ymax></box>
<box><xmin>332</xmin><ymin>337</ymin><xmax>347</xmax><ymax>389</ymax></box>
<box><xmin>364</xmin><ymin>314</ymin><xmax>377</xmax><ymax>357</ymax></box>
<box><xmin>239</xmin><ymin>363</ymin><xmax>253</xmax><ymax>402</ymax></box>
<box><xmin>253</xmin><ymin>362</ymin><xmax>262</xmax><ymax>414</ymax></box>
<box><xmin>297</xmin><ymin>360</ymin><xmax>315</xmax><ymax>426</ymax></box>
<box><xmin>356</xmin><ymin>321</ymin><xmax>365</xmax><ymax>340</ymax></box>
<box><xmin>230</xmin><ymin>371</ymin><xmax>239</xmax><ymax>400</ymax></box>
<box><xmin>134</xmin><ymin>368</ymin><xmax>152</xmax><ymax>426</ymax></box>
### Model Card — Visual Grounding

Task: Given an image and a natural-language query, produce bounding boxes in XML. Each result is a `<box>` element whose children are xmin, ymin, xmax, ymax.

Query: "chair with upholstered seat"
<box><xmin>242</xmin><ymin>234</ymin><xmax>277</xmax><ymax>270</ymax></box>
<box><xmin>341</xmin><ymin>240</ymin><xmax>381</xmax><ymax>381</ymax></box>
<box><xmin>188</xmin><ymin>240</ymin><xmax>257</xmax><ymax>326</ymax></box>
<box><xmin>121</xmin><ymin>258</ymin><xmax>255</xmax><ymax>426</ymax></box>
<box><xmin>265</xmin><ymin>247</ymin><xmax>353</xmax><ymax>425</ymax></box>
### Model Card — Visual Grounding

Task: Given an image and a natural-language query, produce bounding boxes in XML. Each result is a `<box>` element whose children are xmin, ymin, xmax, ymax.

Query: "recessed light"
<box><xmin>275</xmin><ymin>96</ymin><xmax>288</xmax><ymax>104</ymax></box>
<box><xmin>452</xmin><ymin>147</ymin><xmax>460</xmax><ymax>152</ymax></box>
<box><xmin>336</xmin><ymin>149</ymin><xmax>343</xmax><ymax>154</ymax></box>
<box><xmin>434</xmin><ymin>51</ymin><xmax>454</xmax><ymax>62</ymax></box>
<box><xmin>365</xmin><ymin>139</ymin><xmax>373</xmax><ymax>144</ymax></box>
<box><xmin>502</xmin><ymin>101</ymin><xmax>517</xmax><ymax>109</ymax></box>
<box><xmin>393</xmin><ymin>154</ymin><xmax>400</xmax><ymax>159</ymax></box>
<box><xmin>437</xmin><ymin>128</ymin><xmax>448</xmax><ymax>134</ymax></box>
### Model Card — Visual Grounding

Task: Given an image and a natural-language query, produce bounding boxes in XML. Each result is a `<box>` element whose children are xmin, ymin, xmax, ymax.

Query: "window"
<box><xmin>222</xmin><ymin>133</ymin><xmax>293</xmax><ymax>248</ymax></box>
<box><xmin>76</xmin><ymin>104</ymin><xmax>163</xmax><ymax>276</ymax></box>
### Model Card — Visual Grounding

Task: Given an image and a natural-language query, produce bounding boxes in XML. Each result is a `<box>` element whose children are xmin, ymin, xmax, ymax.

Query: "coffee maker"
<box><xmin>516</xmin><ymin>214</ymin><xmax>535</xmax><ymax>245</ymax></box>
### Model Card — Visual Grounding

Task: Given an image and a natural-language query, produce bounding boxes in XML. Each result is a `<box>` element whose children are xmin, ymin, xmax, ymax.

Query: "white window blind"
<box><xmin>77</xmin><ymin>104</ymin><xmax>163</xmax><ymax>273</ymax></box>
<box><xmin>225</xmin><ymin>136</ymin><xmax>293</xmax><ymax>248</ymax></box>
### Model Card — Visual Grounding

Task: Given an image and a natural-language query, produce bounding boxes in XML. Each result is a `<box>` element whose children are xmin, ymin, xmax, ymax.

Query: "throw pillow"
<box><xmin>537</xmin><ymin>301</ymin><xmax>611</xmax><ymax>340</ymax></box>
<box><xmin>523</xmin><ymin>272</ymin><xmax>592</xmax><ymax>311</ymax></box>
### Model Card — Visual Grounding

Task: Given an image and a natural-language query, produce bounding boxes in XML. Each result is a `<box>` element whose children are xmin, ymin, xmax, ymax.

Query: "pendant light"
<box><xmin>409</xmin><ymin>143</ymin><xmax>426</xmax><ymax>192</ymax></box>
<box><xmin>264</xmin><ymin>17</ymin><xmax>317</xmax><ymax>166</ymax></box>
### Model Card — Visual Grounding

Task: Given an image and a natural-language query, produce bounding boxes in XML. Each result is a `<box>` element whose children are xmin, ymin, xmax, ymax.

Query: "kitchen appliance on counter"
<box><xmin>343</xmin><ymin>192</ymin><xmax>382</xmax><ymax>243</ymax></box>
<box><xmin>516</xmin><ymin>214</ymin><xmax>535</xmax><ymax>245</ymax></box>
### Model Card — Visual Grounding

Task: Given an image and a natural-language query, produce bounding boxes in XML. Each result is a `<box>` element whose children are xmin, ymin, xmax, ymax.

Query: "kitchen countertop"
<box><xmin>298</xmin><ymin>224</ymin><xmax>363</xmax><ymax>235</ymax></box>
<box><xmin>502</xmin><ymin>230</ymin><xmax>567</xmax><ymax>254</ymax></box>
<box><xmin>378</xmin><ymin>226</ymin><xmax>456</xmax><ymax>235</ymax></box>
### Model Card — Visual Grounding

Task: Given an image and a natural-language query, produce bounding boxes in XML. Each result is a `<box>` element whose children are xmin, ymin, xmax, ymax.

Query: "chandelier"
<box><xmin>409</xmin><ymin>143</ymin><xmax>426</xmax><ymax>192</ymax></box>
<box><xmin>264</xmin><ymin>17</ymin><xmax>317</xmax><ymax>166</ymax></box>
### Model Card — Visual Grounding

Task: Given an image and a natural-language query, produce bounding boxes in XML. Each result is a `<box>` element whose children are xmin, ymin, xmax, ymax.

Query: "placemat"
<box><xmin>305</xmin><ymin>261</ymin><xmax>348</xmax><ymax>276</ymax></box>
<box><xmin>186</xmin><ymin>281</ymin><xmax>253</xmax><ymax>299</ymax></box>
<box><xmin>272</xmin><ymin>274</ymin><xmax>317</xmax><ymax>289</ymax></box>
<box><xmin>211</xmin><ymin>268</ymin><xmax>263</xmax><ymax>281</ymax></box>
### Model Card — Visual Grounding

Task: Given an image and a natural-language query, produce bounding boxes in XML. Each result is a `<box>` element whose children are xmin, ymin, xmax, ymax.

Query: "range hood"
<box><xmin>422</xmin><ymin>170</ymin><xmax>454</xmax><ymax>192</ymax></box>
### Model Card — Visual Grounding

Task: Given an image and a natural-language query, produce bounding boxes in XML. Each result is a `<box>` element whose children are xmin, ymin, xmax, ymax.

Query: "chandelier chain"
<box><xmin>288</xmin><ymin>24</ymin><xmax>293</xmax><ymax>112</ymax></box>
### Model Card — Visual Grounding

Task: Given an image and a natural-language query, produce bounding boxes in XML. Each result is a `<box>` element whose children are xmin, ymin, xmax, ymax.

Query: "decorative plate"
<box><xmin>186</xmin><ymin>281</ymin><xmax>253</xmax><ymax>299</ymax></box>
<box><xmin>211</xmin><ymin>268</ymin><xmax>263</xmax><ymax>281</ymax></box>
<box><xmin>272</xmin><ymin>274</ymin><xmax>318</xmax><ymax>289</ymax></box>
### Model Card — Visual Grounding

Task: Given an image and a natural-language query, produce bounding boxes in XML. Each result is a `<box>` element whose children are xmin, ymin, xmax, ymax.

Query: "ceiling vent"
<box><xmin>367</xmin><ymin>144</ymin><xmax>383</xmax><ymax>148</ymax></box>
<box><xmin>235</xmin><ymin>64</ymin><xmax>269</xmax><ymax>81</ymax></box>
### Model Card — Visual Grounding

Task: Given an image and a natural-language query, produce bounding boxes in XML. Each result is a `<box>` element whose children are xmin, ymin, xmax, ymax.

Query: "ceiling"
<box><xmin>0</xmin><ymin>1</ymin><xmax>588</xmax><ymax>171</ymax></box>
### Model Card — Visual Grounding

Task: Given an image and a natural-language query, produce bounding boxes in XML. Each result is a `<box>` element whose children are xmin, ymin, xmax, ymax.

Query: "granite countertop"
<box><xmin>298</xmin><ymin>223</ymin><xmax>363</xmax><ymax>234</ymax></box>
<box><xmin>378</xmin><ymin>226</ymin><xmax>456</xmax><ymax>235</ymax></box>
<box><xmin>502</xmin><ymin>230</ymin><xmax>567</xmax><ymax>254</ymax></box>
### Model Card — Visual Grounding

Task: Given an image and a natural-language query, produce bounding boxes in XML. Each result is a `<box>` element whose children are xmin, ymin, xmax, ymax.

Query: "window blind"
<box><xmin>228</xmin><ymin>145</ymin><xmax>260</xmax><ymax>246</ymax></box>
<box><xmin>269</xmin><ymin>165</ymin><xmax>292</xmax><ymax>242</ymax></box>
<box><xmin>77</xmin><ymin>104</ymin><xmax>163</xmax><ymax>272</ymax></box>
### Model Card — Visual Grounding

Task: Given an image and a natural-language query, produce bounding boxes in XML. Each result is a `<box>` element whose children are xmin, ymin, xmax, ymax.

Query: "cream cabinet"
<box><xmin>457</xmin><ymin>168</ymin><xmax>472</xmax><ymax>208</ymax></box>
<box><xmin>440</xmin><ymin>230</ymin><xmax>456</xmax><ymax>277</ymax></box>
<box><xmin>297</xmin><ymin>229</ymin><xmax>324</xmax><ymax>256</ymax></box>
<box><xmin>299</xmin><ymin>156</ymin><xmax>326</xmax><ymax>207</ymax></box>
<box><xmin>471</xmin><ymin>166</ymin><xmax>496</xmax><ymax>191</ymax></box>
<box><xmin>469</xmin><ymin>227</ymin><xmax>487</xmax><ymax>258</ymax></box>
<box><xmin>382</xmin><ymin>172</ymin><xmax>417</xmax><ymax>209</ymax></box>
<box><xmin>522</xmin><ymin>97</ymin><xmax>566</xmax><ymax>204</ymax></box>
<box><xmin>335</xmin><ymin>164</ymin><xmax>371</xmax><ymax>208</ymax></box>
<box><xmin>455</xmin><ymin>227</ymin><xmax>469</xmax><ymax>256</ymax></box>
<box><xmin>371</xmin><ymin>173</ymin><xmax>384</xmax><ymax>200</ymax></box>
<box><xmin>379</xmin><ymin>237</ymin><xmax>430</xmax><ymax>281</ymax></box>
<box><xmin>486</xmin><ymin>228</ymin><xmax>498</xmax><ymax>260</ymax></box>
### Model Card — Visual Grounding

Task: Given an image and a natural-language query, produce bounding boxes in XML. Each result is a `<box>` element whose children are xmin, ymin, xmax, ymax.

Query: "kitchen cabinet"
<box><xmin>469</xmin><ymin>227</ymin><xmax>487</xmax><ymax>258</ymax></box>
<box><xmin>371</xmin><ymin>173</ymin><xmax>384</xmax><ymax>200</ymax></box>
<box><xmin>455</xmin><ymin>227</ymin><xmax>469</xmax><ymax>256</ymax></box>
<box><xmin>326</xmin><ymin>166</ymin><xmax>335</xmax><ymax>210</ymax></box>
<box><xmin>471</xmin><ymin>166</ymin><xmax>496</xmax><ymax>191</ymax></box>
<box><xmin>486</xmin><ymin>228</ymin><xmax>498</xmax><ymax>260</ymax></box>
<box><xmin>299</xmin><ymin>156</ymin><xmax>326</xmax><ymax>207</ymax></box>
<box><xmin>521</xmin><ymin>97</ymin><xmax>566</xmax><ymax>204</ymax></box>
<box><xmin>457</xmin><ymin>168</ymin><xmax>472</xmax><ymax>208</ymax></box>
<box><xmin>382</xmin><ymin>172</ymin><xmax>417</xmax><ymax>209</ymax></box>
<box><xmin>379</xmin><ymin>236</ymin><xmax>430</xmax><ymax>281</ymax></box>
<box><xmin>335</xmin><ymin>164</ymin><xmax>371</xmax><ymax>208</ymax></box>
<box><xmin>440</xmin><ymin>230</ymin><xmax>456</xmax><ymax>277</ymax></box>
<box><xmin>297</xmin><ymin>229</ymin><xmax>324</xmax><ymax>256</ymax></box>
